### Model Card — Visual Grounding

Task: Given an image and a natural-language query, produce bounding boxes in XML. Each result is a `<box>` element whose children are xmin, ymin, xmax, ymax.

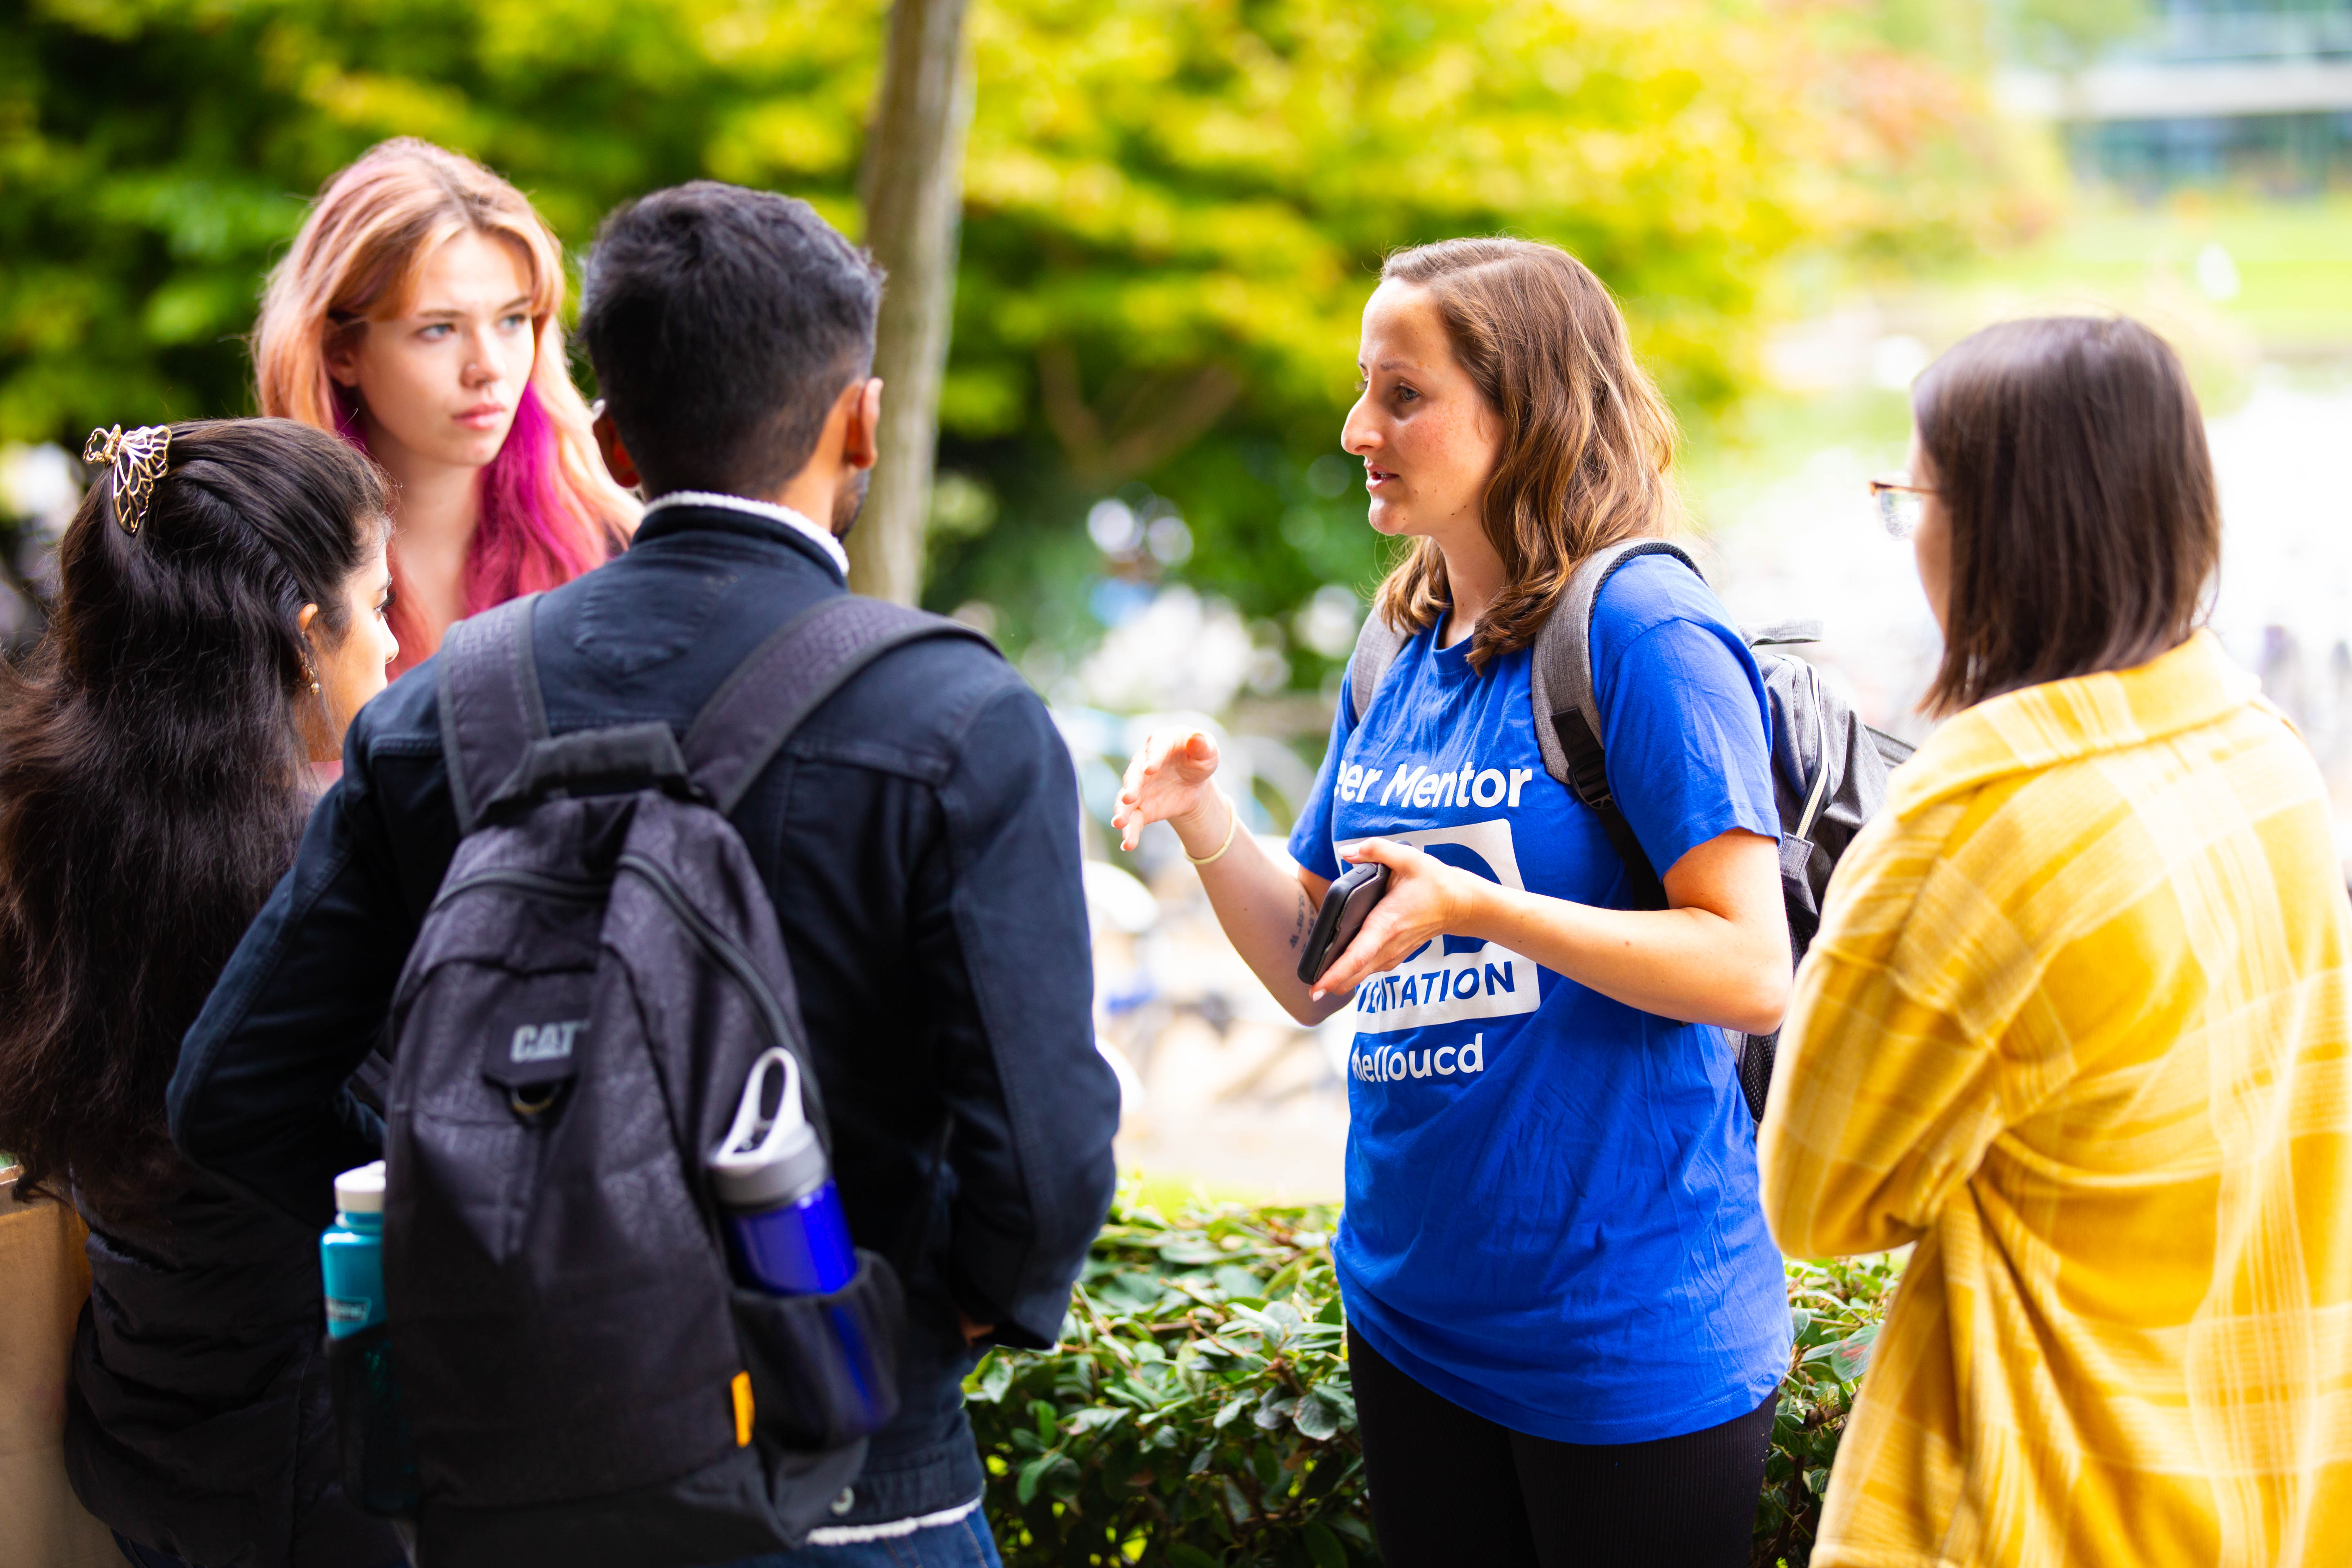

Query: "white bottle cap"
<box><xmin>708</xmin><ymin>1049</ymin><xmax>829</xmax><ymax>1209</ymax></box>
<box><xmin>334</xmin><ymin>1160</ymin><xmax>387</xmax><ymax>1216</ymax></box>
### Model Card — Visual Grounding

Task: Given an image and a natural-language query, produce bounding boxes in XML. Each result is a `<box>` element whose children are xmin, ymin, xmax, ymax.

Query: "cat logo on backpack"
<box><xmin>510</xmin><ymin>1019</ymin><xmax>585</xmax><ymax>1063</ymax></box>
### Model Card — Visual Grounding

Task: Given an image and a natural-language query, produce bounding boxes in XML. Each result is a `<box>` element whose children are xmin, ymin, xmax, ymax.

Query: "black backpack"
<box><xmin>328</xmin><ymin>592</ymin><xmax>991</xmax><ymax>1567</ymax></box>
<box><xmin>1343</xmin><ymin>539</ymin><xmax>1910</xmax><ymax>1119</ymax></box>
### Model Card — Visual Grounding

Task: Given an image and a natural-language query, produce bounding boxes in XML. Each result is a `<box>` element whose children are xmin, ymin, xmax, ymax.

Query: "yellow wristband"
<box><xmin>1185</xmin><ymin>792</ymin><xmax>1241</xmax><ymax>866</ymax></box>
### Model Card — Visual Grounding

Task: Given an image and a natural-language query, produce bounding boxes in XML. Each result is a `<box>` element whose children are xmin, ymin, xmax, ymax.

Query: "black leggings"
<box><xmin>1348</xmin><ymin>1329</ymin><xmax>1775</xmax><ymax>1568</ymax></box>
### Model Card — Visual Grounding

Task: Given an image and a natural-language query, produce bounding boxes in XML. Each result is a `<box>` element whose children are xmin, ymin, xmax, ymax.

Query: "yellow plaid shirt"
<box><xmin>1762</xmin><ymin>631</ymin><xmax>2352</xmax><ymax>1568</ymax></box>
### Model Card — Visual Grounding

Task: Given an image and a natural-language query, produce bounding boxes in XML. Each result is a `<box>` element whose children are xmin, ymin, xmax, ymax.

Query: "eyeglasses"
<box><xmin>1868</xmin><ymin>476</ymin><xmax>1935</xmax><ymax>540</ymax></box>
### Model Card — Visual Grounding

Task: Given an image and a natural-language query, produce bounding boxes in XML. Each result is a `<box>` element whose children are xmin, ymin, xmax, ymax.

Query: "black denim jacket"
<box><xmin>167</xmin><ymin>503</ymin><xmax>1118</xmax><ymax>1526</ymax></box>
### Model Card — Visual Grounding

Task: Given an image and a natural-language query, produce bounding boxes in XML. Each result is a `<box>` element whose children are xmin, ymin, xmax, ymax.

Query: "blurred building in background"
<box><xmin>2002</xmin><ymin>1</ymin><xmax>2352</xmax><ymax>190</ymax></box>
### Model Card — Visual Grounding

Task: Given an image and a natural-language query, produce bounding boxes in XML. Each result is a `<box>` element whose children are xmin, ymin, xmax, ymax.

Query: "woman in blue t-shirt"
<box><xmin>1114</xmin><ymin>238</ymin><xmax>1793</xmax><ymax>1567</ymax></box>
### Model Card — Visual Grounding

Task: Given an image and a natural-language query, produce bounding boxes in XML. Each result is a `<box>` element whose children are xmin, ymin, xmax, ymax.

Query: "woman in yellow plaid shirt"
<box><xmin>1762</xmin><ymin>315</ymin><xmax>2352</xmax><ymax>1568</ymax></box>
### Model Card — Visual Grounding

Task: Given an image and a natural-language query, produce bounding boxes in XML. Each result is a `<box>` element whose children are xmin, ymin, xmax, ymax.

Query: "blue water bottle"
<box><xmin>708</xmin><ymin>1048</ymin><xmax>856</xmax><ymax>1295</ymax></box>
<box><xmin>320</xmin><ymin>1160</ymin><xmax>386</xmax><ymax>1338</ymax></box>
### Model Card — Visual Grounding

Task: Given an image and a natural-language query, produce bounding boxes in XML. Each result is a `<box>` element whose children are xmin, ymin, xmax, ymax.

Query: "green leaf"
<box><xmin>1252</xmin><ymin>1443</ymin><xmax>1283</xmax><ymax>1488</ymax></box>
<box><xmin>1016</xmin><ymin>1449</ymin><xmax>1060</xmax><ymax>1506</ymax></box>
<box><xmin>1293</xmin><ymin>1386</ymin><xmax>1343</xmax><ymax>1441</ymax></box>
<box><xmin>971</xmin><ymin>1352</ymin><xmax>1015</xmax><ymax>1405</ymax></box>
<box><xmin>1214</xmin><ymin>1263</ymin><xmax>1266</xmax><ymax>1298</ymax></box>
<box><xmin>1167</xmin><ymin>1545</ymin><xmax>1223</xmax><ymax>1568</ymax></box>
<box><xmin>1160</xmin><ymin>1241</ymin><xmax>1225</xmax><ymax>1265</ymax></box>
<box><xmin>1830</xmin><ymin>1323</ymin><xmax>1881</xmax><ymax>1383</ymax></box>
<box><xmin>1302</xmin><ymin>1521</ymin><xmax>1348</xmax><ymax>1568</ymax></box>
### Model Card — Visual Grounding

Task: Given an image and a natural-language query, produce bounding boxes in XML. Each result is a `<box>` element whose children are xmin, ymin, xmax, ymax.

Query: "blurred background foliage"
<box><xmin>0</xmin><ymin>0</ymin><xmax>2050</xmax><ymax>688</ymax></box>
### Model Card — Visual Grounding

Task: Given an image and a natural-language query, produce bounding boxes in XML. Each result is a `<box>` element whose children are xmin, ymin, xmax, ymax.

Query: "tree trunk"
<box><xmin>850</xmin><ymin>0</ymin><xmax>974</xmax><ymax>606</ymax></box>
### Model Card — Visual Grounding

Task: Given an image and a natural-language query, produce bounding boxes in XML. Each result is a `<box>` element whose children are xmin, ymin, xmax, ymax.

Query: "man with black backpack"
<box><xmin>169</xmin><ymin>183</ymin><xmax>1118</xmax><ymax>1567</ymax></box>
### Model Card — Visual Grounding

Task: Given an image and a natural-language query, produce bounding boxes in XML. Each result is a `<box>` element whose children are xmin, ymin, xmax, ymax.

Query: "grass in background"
<box><xmin>1686</xmin><ymin>190</ymin><xmax>2352</xmax><ymax>537</ymax></box>
<box><xmin>1957</xmin><ymin>195</ymin><xmax>2352</xmax><ymax>356</ymax></box>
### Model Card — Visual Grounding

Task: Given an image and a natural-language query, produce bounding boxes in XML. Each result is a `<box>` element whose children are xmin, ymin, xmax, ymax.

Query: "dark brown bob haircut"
<box><xmin>1372</xmin><ymin>238</ymin><xmax>1682</xmax><ymax>669</ymax></box>
<box><xmin>1914</xmin><ymin>315</ymin><xmax>2220</xmax><ymax>715</ymax></box>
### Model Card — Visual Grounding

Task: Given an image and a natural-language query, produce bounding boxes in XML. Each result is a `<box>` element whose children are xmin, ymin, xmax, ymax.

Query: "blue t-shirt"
<box><xmin>1288</xmin><ymin>554</ymin><xmax>1792</xmax><ymax>1443</ymax></box>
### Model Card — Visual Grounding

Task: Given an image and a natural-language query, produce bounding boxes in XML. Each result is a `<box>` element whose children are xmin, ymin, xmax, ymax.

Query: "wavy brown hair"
<box><xmin>1371</xmin><ymin>238</ymin><xmax>1683</xmax><ymax>668</ymax></box>
<box><xmin>0</xmin><ymin>419</ymin><xmax>385</xmax><ymax>1216</ymax></box>
<box><xmin>1913</xmin><ymin>315</ymin><xmax>2220</xmax><ymax>715</ymax></box>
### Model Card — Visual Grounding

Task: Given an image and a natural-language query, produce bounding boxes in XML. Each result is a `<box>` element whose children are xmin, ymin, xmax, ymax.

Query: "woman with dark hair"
<box><xmin>0</xmin><ymin>418</ymin><xmax>403</xmax><ymax>1568</ymax></box>
<box><xmin>1115</xmin><ymin>238</ymin><xmax>1793</xmax><ymax>1566</ymax></box>
<box><xmin>1762</xmin><ymin>316</ymin><xmax>2352</xmax><ymax>1567</ymax></box>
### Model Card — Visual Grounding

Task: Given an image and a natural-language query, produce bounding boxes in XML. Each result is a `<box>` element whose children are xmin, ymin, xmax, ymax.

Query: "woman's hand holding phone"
<box><xmin>1309</xmin><ymin>838</ymin><xmax>1488</xmax><ymax>1003</ymax></box>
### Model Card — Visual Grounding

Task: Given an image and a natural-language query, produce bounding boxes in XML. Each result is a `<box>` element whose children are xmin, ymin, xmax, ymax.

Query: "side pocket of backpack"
<box><xmin>323</xmin><ymin>1323</ymin><xmax>421</xmax><ymax>1519</ymax></box>
<box><xmin>728</xmin><ymin>1249</ymin><xmax>906</xmax><ymax>1452</ymax></box>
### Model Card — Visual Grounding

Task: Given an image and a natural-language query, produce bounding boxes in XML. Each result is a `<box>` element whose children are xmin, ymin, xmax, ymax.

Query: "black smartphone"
<box><xmin>1296</xmin><ymin>862</ymin><xmax>1392</xmax><ymax>986</ymax></box>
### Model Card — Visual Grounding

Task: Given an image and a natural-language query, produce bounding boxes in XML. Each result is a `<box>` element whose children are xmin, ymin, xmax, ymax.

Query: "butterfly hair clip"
<box><xmin>82</xmin><ymin>424</ymin><xmax>173</xmax><ymax>536</ymax></box>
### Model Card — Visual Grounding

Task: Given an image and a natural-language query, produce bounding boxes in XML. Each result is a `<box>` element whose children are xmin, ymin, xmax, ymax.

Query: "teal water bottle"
<box><xmin>320</xmin><ymin>1160</ymin><xmax>386</xmax><ymax>1338</ymax></box>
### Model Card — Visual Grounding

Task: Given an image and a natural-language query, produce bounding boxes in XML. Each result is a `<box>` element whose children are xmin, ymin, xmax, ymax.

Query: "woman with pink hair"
<box><xmin>255</xmin><ymin>138</ymin><xmax>635</xmax><ymax>670</ymax></box>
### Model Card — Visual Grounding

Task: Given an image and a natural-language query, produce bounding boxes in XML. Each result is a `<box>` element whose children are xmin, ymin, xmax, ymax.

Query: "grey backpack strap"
<box><xmin>1530</xmin><ymin>539</ymin><xmax>1702</xmax><ymax>912</ymax></box>
<box><xmin>1531</xmin><ymin>539</ymin><xmax>1702</xmax><ymax>786</ymax></box>
<box><xmin>436</xmin><ymin>595</ymin><xmax>549</xmax><ymax>835</ymax></box>
<box><xmin>1345</xmin><ymin>611</ymin><xmax>1411</xmax><ymax>726</ymax></box>
<box><xmin>684</xmin><ymin>595</ymin><xmax>998</xmax><ymax>815</ymax></box>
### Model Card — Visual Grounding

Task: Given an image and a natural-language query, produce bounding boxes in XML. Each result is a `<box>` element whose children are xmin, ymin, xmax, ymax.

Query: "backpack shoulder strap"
<box><xmin>437</xmin><ymin>595</ymin><xmax>549</xmax><ymax>835</ymax></box>
<box><xmin>1529</xmin><ymin>539</ymin><xmax>1702</xmax><ymax>912</ymax></box>
<box><xmin>1344</xmin><ymin>611</ymin><xmax>1410</xmax><ymax>726</ymax></box>
<box><xmin>1530</xmin><ymin>538</ymin><xmax>1702</xmax><ymax>786</ymax></box>
<box><xmin>685</xmin><ymin>595</ymin><xmax>999</xmax><ymax>815</ymax></box>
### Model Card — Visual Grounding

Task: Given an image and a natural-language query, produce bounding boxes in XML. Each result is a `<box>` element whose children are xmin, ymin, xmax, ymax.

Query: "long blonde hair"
<box><xmin>254</xmin><ymin>138</ymin><xmax>635</xmax><ymax>666</ymax></box>
<box><xmin>1372</xmin><ymin>238</ymin><xmax>1682</xmax><ymax>670</ymax></box>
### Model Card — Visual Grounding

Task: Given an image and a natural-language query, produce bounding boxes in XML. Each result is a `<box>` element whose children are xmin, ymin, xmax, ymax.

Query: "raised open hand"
<box><xmin>1113</xmin><ymin>728</ymin><xmax>1225</xmax><ymax>853</ymax></box>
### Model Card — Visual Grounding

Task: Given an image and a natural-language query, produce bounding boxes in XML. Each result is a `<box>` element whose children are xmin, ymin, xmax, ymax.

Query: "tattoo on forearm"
<box><xmin>1287</xmin><ymin>889</ymin><xmax>1310</xmax><ymax>950</ymax></box>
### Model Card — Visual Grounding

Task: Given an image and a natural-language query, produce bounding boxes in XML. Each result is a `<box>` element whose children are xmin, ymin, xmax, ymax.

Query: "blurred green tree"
<box><xmin>0</xmin><ymin>0</ymin><xmax>882</xmax><ymax>439</ymax></box>
<box><xmin>0</xmin><ymin>0</ymin><xmax>2042</xmax><ymax>684</ymax></box>
<box><xmin>933</xmin><ymin>0</ymin><xmax>2051</xmax><ymax>683</ymax></box>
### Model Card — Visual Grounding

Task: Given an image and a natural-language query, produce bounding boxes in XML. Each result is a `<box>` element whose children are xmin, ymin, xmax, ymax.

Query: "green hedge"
<box><xmin>965</xmin><ymin>1190</ymin><xmax>1904</xmax><ymax>1568</ymax></box>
